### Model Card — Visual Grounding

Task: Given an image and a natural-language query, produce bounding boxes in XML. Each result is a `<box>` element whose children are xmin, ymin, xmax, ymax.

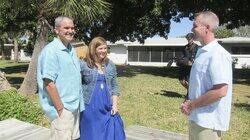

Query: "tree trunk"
<box><xmin>0</xmin><ymin>40</ymin><xmax>6</xmax><ymax>60</ymax></box>
<box><xmin>13</xmin><ymin>38</ymin><xmax>19</xmax><ymax>62</ymax></box>
<box><xmin>18</xmin><ymin>21</ymin><xmax>48</xmax><ymax>95</ymax></box>
<box><xmin>0</xmin><ymin>71</ymin><xmax>11</xmax><ymax>92</ymax></box>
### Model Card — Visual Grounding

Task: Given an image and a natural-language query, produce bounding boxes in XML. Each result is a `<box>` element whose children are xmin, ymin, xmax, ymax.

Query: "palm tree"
<box><xmin>18</xmin><ymin>0</ymin><xmax>110</xmax><ymax>94</ymax></box>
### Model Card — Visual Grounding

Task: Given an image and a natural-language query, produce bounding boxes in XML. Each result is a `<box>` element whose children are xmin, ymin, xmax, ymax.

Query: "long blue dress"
<box><xmin>80</xmin><ymin>73</ymin><xmax>126</xmax><ymax>140</ymax></box>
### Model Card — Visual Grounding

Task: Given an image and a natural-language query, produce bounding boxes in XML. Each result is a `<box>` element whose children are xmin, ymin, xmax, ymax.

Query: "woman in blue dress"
<box><xmin>79</xmin><ymin>37</ymin><xmax>126</xmax><ymax>140</ymax></box>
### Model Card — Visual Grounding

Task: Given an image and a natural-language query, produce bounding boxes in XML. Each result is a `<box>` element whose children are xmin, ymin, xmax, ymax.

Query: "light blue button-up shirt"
<box><xmin>188</xmin><ymin>40</ymin><xmax>232</xmax><ymax>131</ymax></box>
<box><xmin>37</xmin><ymin>38</ymin><xmax>84</xmax><ymax>120</ymax></box>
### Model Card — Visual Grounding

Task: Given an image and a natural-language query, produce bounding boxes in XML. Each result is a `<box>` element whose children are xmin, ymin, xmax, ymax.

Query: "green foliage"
<box><xmin>45</xmin><ymin>0</ymin><xmax>111</xmax><ymax>23</ymax></box>
<box><xmin>0</xmin><ymin>0</ymin><xmax>111</xmax><ymax>53</ymax></box>
<box><xmin>234</xmin><ymin>25</ymin><xmax>250</xmax><ymax>37</ymax></box>
<box><xmin>82</xmin><ymin>0</ymin><xmax>175</xmax><ymax>43</ymax></box>
<box><xmin>0</xmin><ymin>89</ymin><xmax>46</xmax><ymax>125</ymax></box>
<box><xmin>81</xmin><ymin>0</ymin><xmax>250</xmax><ymax>43</ymax></box>
<box><xmin>1</xmin><ymin>0</ymin><xmax>249</xmax><ymax>44</ymax></box>
<box><xmin>215</xmin><ymin>26</ymin><xmax>235</xmax><ymax>38</ymax></box>
<box><xmin>175</xmin><ymin>0</ymin><xmax>249</xmax><ymax>29</ymax></box>
<box><xmin>0</xmin><ymin>0</ymin><xmax>37</xmax><ymax>34</ymax></box>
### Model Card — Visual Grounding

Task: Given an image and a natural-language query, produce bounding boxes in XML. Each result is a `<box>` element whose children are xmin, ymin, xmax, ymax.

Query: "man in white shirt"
<box><xmin>180</xmin><ymin>11</ymin><xmax>233</xmax><ymax>140</ymax></box>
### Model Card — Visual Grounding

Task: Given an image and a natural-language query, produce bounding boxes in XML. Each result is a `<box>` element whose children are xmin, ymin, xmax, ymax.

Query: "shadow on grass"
<box><xmin>233</xmin><ymin>69</ymin><xmax>250</xmax><ymax>85</ymax></box>
<box><xmin>1</xmin><ymin>63</ymin><xmax>250</xmax><ymax>87</ymax></box>
<box><xmin>3</xmin><ymin>64</ymin><xmax>28</xmax><ymax>74</ymax></box>
<box><xmin>234</xmin><ymin>103</ymin><xmax>250</xmax><ymax>111</ymax></box>
<box><xmin>6</xmin><ymin>77</ymin><xmax>24</xmax><ymax>89</ymax></box>
<box><xmin>117</xmin><ymin>65</ymin><xmax>178</xmax><ymax>79</ymax></box>
<box><xmin>117</xmin><ymin>65</ymin><xmax>250</xmax><ymax>85</ymax></box>
<box><xmin>156</xmin><ymin>90</ymin><xmax>185</xmax><ymax>98</ymax></box>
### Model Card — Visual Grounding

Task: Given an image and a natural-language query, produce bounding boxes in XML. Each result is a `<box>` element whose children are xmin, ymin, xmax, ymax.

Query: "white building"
<box><xmin>108</xmin><ymin>37</ymin><xmax>250</xmax><ymax>68</ymax></box>
<box><xmin>218</xmin><ymin>37</ymin><xmax>250</xmax><ymax>69</ymax></box>
<box><xmin>4</xmin><ymin>37</ymin><xmax>250</xmax><ymax>69</ymax></box>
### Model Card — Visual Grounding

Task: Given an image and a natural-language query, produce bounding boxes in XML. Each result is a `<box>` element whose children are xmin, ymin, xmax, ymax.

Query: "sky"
<box><xmin>168</xmin><ymin>17</ymin><xmax>193</xmax><ymax>38</ymax></box>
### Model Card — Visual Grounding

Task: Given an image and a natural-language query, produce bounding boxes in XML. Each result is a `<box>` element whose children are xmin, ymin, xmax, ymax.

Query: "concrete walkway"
<box><xmin>0</xmin><ymin>119</ymin><xmax>50</xmax><ymax>140</ymax></box>
<box><xmin>0</xmin><ymin>119</ymin><xmax>188</xmax><ymax>140</ymax></box>
<box><xmin>126</xmin><ymin>125</ymin><xmax>188</xmax><ymax>140</ymax></box>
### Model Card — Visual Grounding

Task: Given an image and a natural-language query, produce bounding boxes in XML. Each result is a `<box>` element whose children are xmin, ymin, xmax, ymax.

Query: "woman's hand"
<box><xmin>111</xmin><ymin>105</ymin><xmax>118</xmax><ymax>115</ymax></box>
<box><xmin>111</xmin><ymin>95</ymin><xmax>119</xmax><ymax>115</ymax></box>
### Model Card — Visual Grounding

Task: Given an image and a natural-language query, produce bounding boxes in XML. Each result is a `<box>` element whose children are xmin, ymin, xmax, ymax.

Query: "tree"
<box><xmin>0</xmin><ymin>0</ymin><xmax>37</xmax><ymax>61</ymax></box>
<box><xmin>1</xmin><ymin>0</ymin><xmax>249</xmax><ymax>94</ymax></box>
<box><xmin>0</xmin><ymin>71</ymin><xmax>11</xmax><ymax>92</ymax></box>
<box><xmin>0</xmin><ymin>33</ymin><xmax>8</xmax><ymax>60</ymax></box>
<box><xmin>73</xmin><ymin>0</ymin><xmax>250</xmax><ymax>44</ymax></box>
<box><xmin>16</xmin><ymin>0</ymin><xmax>110</xmax><ymax>95</ymax></box>
<box><xmin>175</xmin><ymin>0</ymin><xmax>249</xmax><ymax>29</ymax></box>
<box><xmin>215</xmin><ymin>26</ymin><xmax>235</xmax><ymax>38</ymax></box>
<box><xmin>79</xmin><ymin>0</ymin><xmax>177</xmax><ymax>43</ymax></box>
<box><xmin>233</xmin><ymin>25</ymin><xmax>250</xmax><ymax>37</ymax></box>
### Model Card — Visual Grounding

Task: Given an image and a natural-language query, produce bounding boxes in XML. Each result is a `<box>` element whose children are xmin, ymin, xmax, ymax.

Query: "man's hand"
<box><xmin>180</xmin><ymin>100</ymin><xmax>195</xmax><ymax>115</ymax></box>
<box><xmin>57</xmin><ymin>108</ymin><xmax>63</xmax><ymax>117</ymax></box>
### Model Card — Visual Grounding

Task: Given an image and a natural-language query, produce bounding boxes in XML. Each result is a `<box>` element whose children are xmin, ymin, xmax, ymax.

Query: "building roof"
<box><xmin>108</xmin><ymin>37</ymin><xmax>201</xmax><ymax>46</ymax></box>
<box><xmin>218</xmin><ymin>37</ymin><xmax>250</xmax><ymax>44</ymax></box>
<box><xmin>108</xmin><ymin>37</ymin><xmax>250</xmax><ymax>46</ymax></box>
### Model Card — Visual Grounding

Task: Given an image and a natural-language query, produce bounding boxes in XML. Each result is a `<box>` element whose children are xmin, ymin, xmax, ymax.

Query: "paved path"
<box><xmin>126</xmin><ymin>125</ymin><xmax>188</xmax><ymax>140</ymax></box>
<box><xmin>0</xmin><ymin>119</ymin><xmax>50</xmax><ymax>140</ymax></box>
<box><xmin>0</xmin><ymin>119</ymin><xmax>188</xmax><ymax>140</ymax></box>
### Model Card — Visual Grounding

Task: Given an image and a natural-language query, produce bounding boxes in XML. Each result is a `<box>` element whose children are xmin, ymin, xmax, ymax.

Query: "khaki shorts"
<box><xmin>189</xmin><ymin>121</ymin><xmax>221</xmax><ymax>140</ymax></box>
<box><xmin>51</xmin><ymin>108</ymin><xmax>80</xmax><ymax>140</ymax></box>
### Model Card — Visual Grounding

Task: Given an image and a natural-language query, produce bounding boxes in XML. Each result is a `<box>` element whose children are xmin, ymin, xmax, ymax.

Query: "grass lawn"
<box><xmin>0</xmin><ymin>60</ymin><xmax>28</xmax><ymax>89</ymax></box>
<box><xmin>117</xmin><ymin>66</ymin><xmax>250</xmax><ymax>139</ymax></box>
<box><xmin>1</xmin><ymin>61</ymin><xmax>249</xmax><ymax>139</ymax></box>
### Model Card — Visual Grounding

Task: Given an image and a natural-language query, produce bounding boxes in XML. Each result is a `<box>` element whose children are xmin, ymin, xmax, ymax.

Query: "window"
<box><xmin>163</xmin><ymin>48</ymin><xmax>174</xmax><ymax>62</ymax></box>
<box><xmin>128</xmin><ymin>46</ymin><xmax>139</xmax><ymax>62</ymax></box>
<box><xmin>127</xmin><ymin>46</ymin><xmax>185</xmax><ymax>63</ymax></box>
<box><xmin>231</xmin><ymin>47</ymin><xmax>250</xmax><ymax>54</ymax></box>
<box><xmin>151</xmin><ymin>47</ymin><xmax>162</xmax><ymax>62</ymax></box>
<box><xmin>139</xmin><ymin>47</ymin><xmax>150</xmax><ymax>62</ymax></box>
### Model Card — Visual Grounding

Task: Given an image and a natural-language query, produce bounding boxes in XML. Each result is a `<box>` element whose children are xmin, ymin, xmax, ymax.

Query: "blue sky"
<box><xmin>168</xmin><ymin>18</ymin><xmax>193</xmax><ymax>37</ymax></box>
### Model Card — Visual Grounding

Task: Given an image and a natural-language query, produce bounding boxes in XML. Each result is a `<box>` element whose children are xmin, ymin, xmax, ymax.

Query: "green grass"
<box><xmin>0</xmin><ymin>60</ymin><xmax>28</xmax><ymax>69</ymax></box>
<box><xmin>0</xmin><ymin>61</ymin><xmax>249</xmax><ymax>139</ymax></box>
<box><xmin>0</xmin><ymin>89</ymin><xmax>49</xmax><ymax>127</ymax></box>
<box><xmin>0</xmin><ymin>60</ymin><xmax>28</xmax><ymax>88</ymax></box>
<box><xmin>116</xmin><ymin>66</ymin><xmax>250</xmax><ymax>139</ymax></box>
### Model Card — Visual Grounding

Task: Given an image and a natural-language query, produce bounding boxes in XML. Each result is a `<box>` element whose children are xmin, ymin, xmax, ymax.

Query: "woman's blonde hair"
<box><xmin>85</xmin><ymin>37</ymin><xmax>109</xmax><ymax>68</ymax></box>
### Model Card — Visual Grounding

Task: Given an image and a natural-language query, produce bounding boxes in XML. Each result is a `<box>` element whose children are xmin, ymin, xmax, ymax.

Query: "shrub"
<box><xmin>0</xmin><ymin>89</ymin><xmax>46</xmax><ymax>125</ymax></box>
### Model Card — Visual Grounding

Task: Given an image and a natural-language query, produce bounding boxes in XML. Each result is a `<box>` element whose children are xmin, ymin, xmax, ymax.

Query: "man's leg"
<box><xmin>72</xmin><ymin>110</ymin><xmax>80</xmax><ymax>140</ymax></box>
<box><xmin>189</xmin><ymin>121</ymin><xmax>221</xmax><ymax>140</ymax></box>
<box><xmin>51</xmin><ymin>109</ymin><xmax>77</xmax><ymax>140</ymax></box>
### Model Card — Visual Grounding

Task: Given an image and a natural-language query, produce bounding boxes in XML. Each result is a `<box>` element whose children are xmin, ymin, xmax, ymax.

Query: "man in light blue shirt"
<box><xmin>37</xmin><ymin>16</ymin><xmax>84</xmax><ymax>140</ymax></box>
<box><xmin>181</xmin><ymin>11</ymin><xmax>232</xmax><ymax>140</ymax></box>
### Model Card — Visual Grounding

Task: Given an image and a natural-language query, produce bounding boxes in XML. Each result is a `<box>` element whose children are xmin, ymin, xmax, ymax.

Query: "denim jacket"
<box><xmin>79</xmin><ymin>59</ymin><xmax>119</xmax><ymax>104</ymax></box>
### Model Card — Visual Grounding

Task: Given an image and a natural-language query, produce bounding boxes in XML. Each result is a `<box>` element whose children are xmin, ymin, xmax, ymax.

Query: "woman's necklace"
<box><xmin>96</xmin><ymin>63</ymin><xmax>104</xmax><ymax>89</ymax></box>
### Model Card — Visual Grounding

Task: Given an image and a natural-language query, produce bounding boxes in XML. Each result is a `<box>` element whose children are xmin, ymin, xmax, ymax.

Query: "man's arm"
<box><xmin>44</xmin><ymin>78</ymin><xmax>64</xmax><ymax>116</ymax></box>
<box><xmin>181</xmin><ymin>84</ymin><xmax>228</xmax><ymax>115</ymax></box>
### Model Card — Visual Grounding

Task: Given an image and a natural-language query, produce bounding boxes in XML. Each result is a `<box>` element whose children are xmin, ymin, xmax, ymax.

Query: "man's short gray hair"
<box><xmin>54</xmin><ymin>16</ymin><xmax>73</xmax><ymax>28</ymax></box>
<box><xmin>195</xmin><ymin>11</ymin><xmax>219</xmax><ymax>32</ymax></box>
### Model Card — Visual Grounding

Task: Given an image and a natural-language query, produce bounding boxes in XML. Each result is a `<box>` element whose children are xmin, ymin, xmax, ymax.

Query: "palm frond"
<box><xmin>45</xmin><ymin>0</ymin><xmax>111</xmax><ymax>24</ymax></box>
